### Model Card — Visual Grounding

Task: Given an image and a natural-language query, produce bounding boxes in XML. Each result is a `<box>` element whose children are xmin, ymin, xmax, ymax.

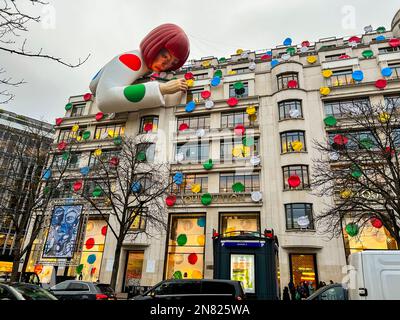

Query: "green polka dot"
<box><xmin>124</xmin><ymin>84</ymin><xmax>146</xmax><ymax>103</ymax></box>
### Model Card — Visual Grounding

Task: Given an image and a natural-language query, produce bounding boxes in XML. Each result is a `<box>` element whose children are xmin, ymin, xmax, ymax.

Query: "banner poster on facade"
<box><xmin>230</xmin><ymin>254</ymin><xmax>255</xmax><ymax>294</ymax></box>
<box><xmin>43</xmin><ymin>205</ymin><xmax>83</xmax><ymax>258</ymax></box>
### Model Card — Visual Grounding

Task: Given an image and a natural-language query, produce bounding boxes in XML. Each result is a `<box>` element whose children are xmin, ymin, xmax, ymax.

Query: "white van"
<box><xmin>308</xmin><ymin>250</ymin><xmax>400</xmax><ymax>300</ymax></box>
<box><xmin>347</xmin><ymin>250</ymin><xmax>400</xmax><ymax>300</ymax></box>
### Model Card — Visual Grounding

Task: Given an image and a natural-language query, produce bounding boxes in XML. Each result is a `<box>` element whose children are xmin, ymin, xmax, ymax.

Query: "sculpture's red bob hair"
<box><xmin>140</xmin><ymin>23</ymin><xmax>190</xmax><ymax>71</ymax></box>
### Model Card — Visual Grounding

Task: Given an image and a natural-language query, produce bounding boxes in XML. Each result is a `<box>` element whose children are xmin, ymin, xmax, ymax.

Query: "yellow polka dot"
<box><xmin>320</xmin><ymin>87</ymin><xmax>331</xmax><ymax>95</ymax></box>
<box><xmin>322</xmin><ymin>69</ymin><xmax>333</xmax><ymax>78</ymax></box>
<box><xmin>307</xmin><ymin>56</ymin><xmax>317</xmax><ymax>64</ymax></box>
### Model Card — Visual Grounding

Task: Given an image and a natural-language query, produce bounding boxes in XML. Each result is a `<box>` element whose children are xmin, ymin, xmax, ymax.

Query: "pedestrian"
<box><xmin>318</xmin><ymin>281</ymin><xmax>324</xmax><ymax>289</ymax></box>
<box><xmin>295</xmin><ymin>286</ymin><xmax>302</xmax><ymax>300</ymax></box>
<box><xmin>322</xmin><ymin>281</ymin><xmax>327</xmax><ymax>287</ymax></box>
<box><xmin>303</xmin><ymin>281</ymin><xmax>310</xmax><ymax>297</ymax></box>
<box><xmin>308</xmin><ymin>281</ymin><xmax>315</xmax><ymax>295</ymax></box>
<box><xmin>78</xmin><ymin>272</ymin><xmax>83</xmax><ymax>280</ymax></box>
<box><xmin>329</xmin><ymin>280</ymin><xmax>334</xmax><ymax>284</ymax></box>
<box><xmin>283</xmin><ymin>287</ymin><xmax>291</xmax><ymax>301</ymax></box>
<box><xmin>288</xmin><ymin>280</ymin><xmax>295</xmax><ymax>300</ymax></box>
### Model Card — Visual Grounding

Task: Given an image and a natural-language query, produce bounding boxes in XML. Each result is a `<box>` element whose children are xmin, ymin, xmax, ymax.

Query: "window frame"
<box><xmin>285</xmin><ymin>203</ymin><xmax>314</xmax><ymax>230</ymax></box>
<box><xmin>176</xmin><ymin>114</ymin><xmax>211</xmax><ymax>132</ymax></box>
<box><xmin>277</xmin><ymin>72</ymin><xmax>299</xmax><ymax>91</ymax></box>
<box><xmin>94</xmin><ymin>123</ymin><xmax>126</xmax><ymax>140</ymax></box>
<box><xmin>139</xmin><ymin>115</ymin><xmax>159</xmax><ymax>134</ymax></box>
<box><xmin>229</xmin><ymin>82</ymin><xmax>249</xmax><ymax>98</ymax></box>
<box><xmin>219</xmin><ymin>172</ymin><xmax>260</xmax><ymax>193</ymax></box>
<box><xmin>70</xmin><ymin>103</ymin><xmax>86</xmax><ymax>117</ymax></box>
<box><xmin>280</xmin><ymin>131</ymin><xmax>306</xmax><ymax>154</ymax></box>
<box><xmin>175</xmin><ymin>141</ymin><xmax>210</xmax><ymax>163</ymax></box>
<box><xmin>278</xmin><ymin>100</ymin><xmax>303</xmax><ymax>120</ymax></box>
<box><xmin>282</xmin><ymin>165</ymin><xmax>310</xmax><ymax>190</ymax></box>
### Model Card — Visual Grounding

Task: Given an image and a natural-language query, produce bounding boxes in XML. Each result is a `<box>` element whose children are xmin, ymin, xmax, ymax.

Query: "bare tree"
<box><xmin>79</xmin><ymin>136</ymin><xmax>173</xmax><ymax>289</ymax></box>
<box><xmin>0</xmin><ymin>0</ymin><xmax>90</xmax><ymax>103</ymax></box>
<box><xmin>0</xmin><ymin>120</ymin><xmax>80</xmax><ymax>282</ymax></box>
<box><xmin>312</xmin><ymin>97</ymin><xmax>400</xmax><ymax>247</ymax></box>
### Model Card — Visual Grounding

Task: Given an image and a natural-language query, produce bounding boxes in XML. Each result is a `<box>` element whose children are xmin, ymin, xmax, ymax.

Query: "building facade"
<box><xmin>0</xmin><ymin>110</ymin><xmax>54</xmax><ymax>274</ymax></box>
<box><xmin>27</xmin><ymin>9</ymin><xmax>400</xmax><ymax>294</ymax></box>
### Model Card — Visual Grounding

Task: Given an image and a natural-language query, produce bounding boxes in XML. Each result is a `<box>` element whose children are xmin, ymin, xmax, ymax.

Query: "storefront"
<box><xmin>123</xmin><ymin>250</ymin><xmax>144</xmax><ymax>292</ymax></box>
<box><xmin>288</xmin><ymin>253</ymin><xmax>318</xmax><ymax>287</ymax></box>
<box><xmin>212</xmin><ymin>230</ymin><xmax>280</xmax><ymax>300</ymax></box>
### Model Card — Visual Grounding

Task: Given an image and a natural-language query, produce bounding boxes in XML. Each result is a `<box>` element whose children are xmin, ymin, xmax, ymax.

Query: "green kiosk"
<box><xmin>212</xmin><ymin>229</ymin><xmax>280</xmax><ymax>300</ymax></box>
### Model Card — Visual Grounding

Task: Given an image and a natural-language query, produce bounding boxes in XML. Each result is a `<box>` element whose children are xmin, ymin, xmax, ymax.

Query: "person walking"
<box><xmin>308</xmin><ymin>281</ymin><xmax>315</xmax><ymax>295</ymax></box>
<box><xmin>288</xmin><ymin>280</ymin><xmax>296</xmax><ymax>300</ymax></box>
<box><xmin>283</xmin><ymin>287</ymin><xmax>291</xmax><ymax>301</ymax></box>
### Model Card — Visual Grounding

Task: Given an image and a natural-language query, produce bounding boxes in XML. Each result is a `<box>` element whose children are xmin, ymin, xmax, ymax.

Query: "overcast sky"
<box><xmin>1</xmin><ymin>0</ymin><xmax>399</xmax><ymax>123</ymax></box>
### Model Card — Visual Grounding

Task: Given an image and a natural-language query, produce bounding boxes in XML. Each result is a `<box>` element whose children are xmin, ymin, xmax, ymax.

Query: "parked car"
<box><xmin>307</xmin><ymin>283</ymin><xmax>348</xmax><ymax>300</ymax></box>
<box><xmin>0</xmin><ymin>283</ymin><xmax>58</xmax><ymax>300</ymax></box>
<box><xmin>49</xmin><ymin>280</ymin><xmax>116</xmax><ymax>300</ymax></box>
<box><xmin>131</xmin><ymin>279</ymin><xmax>246</xmax><ymax>301</ymax></box>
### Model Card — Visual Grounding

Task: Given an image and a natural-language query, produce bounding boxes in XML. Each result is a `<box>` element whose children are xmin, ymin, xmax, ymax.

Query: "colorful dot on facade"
<box><xmin>119</xmin><ymin>54</ymin><xmax>142</xmax><ymax>71</ymax></box>
<box><xmin>124</xmin><ymin>84</ymin><xmax>146</xmax><ymax>103</ymax></box>
<box><xmin>87</xmin><ymin>254</ymin><xmax>96</xmax><ymax>264</ymax></box>
<box><xmin>85</xmin><ymin>238</ymin><xmax>95</xmax><ymax>250</ymax></box>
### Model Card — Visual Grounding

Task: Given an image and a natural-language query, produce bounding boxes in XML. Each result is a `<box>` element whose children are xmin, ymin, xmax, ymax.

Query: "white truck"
<box><xmin>308</xmin><ymin>250</ymin><xmax>400</xmax><ymax>300</ymax></box>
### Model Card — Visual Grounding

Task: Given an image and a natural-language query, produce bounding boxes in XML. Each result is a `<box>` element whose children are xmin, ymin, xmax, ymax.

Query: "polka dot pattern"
<box><xmin>119</xmin><ymin>54</ymin><xmax>142</xmax><ymax>71</ymax></box>
<box><xmin>124</xmin><ymin>84</ymin><xmax>146</xmax><ymax>102</ymax></box>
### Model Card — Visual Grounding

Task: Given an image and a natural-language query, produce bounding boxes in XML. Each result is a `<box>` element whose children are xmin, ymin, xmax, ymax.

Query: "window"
<box><xmin>324</xmin><ymin>53</ymin><xmax>345</xmax><ymax>61</ymax></box>
<box><xmin>328</xmin><ymin>69</ymin><xmax>355</xmax><ymax>86</ymax></box>
<box><xmin>285</xmin><ymin>203</ymin><xmax>314</xmax><ymax>230</ymax></box>
<box><xmin>378</xmin><ymin>47</ymin><xmax>400</xmax><ymax>54</ymax></box>
<box><xmin>128</xmin><ymin>208</ymin><xmax>147</xmax><ymax>231</ymax></box>
<box><xmin>385</xmin><ymin>95</ymin><xmax>400</xmax><ymax>110</ymax></box>
<box><xmin>186</xmin><ymin>88</ymin><xmax>204</xmax><ymax>103</ymax></box>
<box><xmin>231</xmin><ymin>67</ymin><xmax>249</xmax><ymax>74</ymax></box>
<box><xmin>393</xmin><ymin>128</ymin><xmax>400</xmax><ymax>147</ymax></box>
<box><xmin>94</xmin><ymin>123</ymin><xmax>125</xmax><ymax>140</ymax></box>
<box><xmin>277</xmin><ymin>73</ymin><xmax>299</xmax><ymax>90</ymax></box>
<box><xmin>221</xmin><ymin>109</ymin><xmax>257</xmax><ymax>128</ymax></box>
<box><xmin>328</xmin><ymin>131</ymin><xmax>377</xmax><ymax>149</ymax></box>
<box><xmin>52</xmin><ymin>181</ymin><xmax>74</xmax><ymax>198</ymax></box>
<box><xmin>193</xmin><ymin>73</ymin><xmax>208</xmax><ymax>80</ymax></box>
<box><xmin>136</xmin><ymin>143</ymin><xmax>156</xmax><ymax>162</ymax></box>
<box><xmin>229</xmin><ymin>82</ymin><xmax>249</xmax><ymax>98</ymax></box>
<box><xmin>88</xmin><ymin>149</ymin><xmax>120</xmax><ymax>168</ymax></box>
<box><xmin>176</xmin><ymin>141</ymin><xmax>209</xmax><ymax>163</ymax></box>
<box><xmin>83</xmin><ymin>180</ymin><xmax>108</xmax><ymax>197</ymax></box>
<box><xmin>280</xmin><ymin>131</ymin><xmax>306</xmax><ymax>153</ymax></box>
<box><xmin>220</xmin><ymin>137</ymin><xmax>259</xmax><ymax>162</ymax></box>
<box><xmin>58</xmin><ymin>127</ymin><xmax>86</xmax><ymax>143</ymax></box>
<box><xmin>389</xmin><ymin>63</ymin><xmax>400</xmax><ymax>79</ymax></box>
<box><xmin>278</xmin><ymin>100</ymin><xmax>303</xmax><ymax>120</ymax></box>
<box><xmin>289</xmin><ymin>254</ymin><xmax>318</xmax><ymax>288</ymax></box>
<box><xmin>220</xmin><ymin>213</ymin><xmax>260</xmax><ymax>235</ymax></box>
<box><xmin>282</xmin><ymin>165</ymin><xmax>310</xmax><ymax>190</ymax></box>
<box><xmin>177</xmin><ymin>114</ymin><xmax>210</xmax><ymax>131</ymax></box>
<box><xmin>139</xmin><ymin>116</ymin><xmax>159</xmax><ymax>133</ymax></box>
<box><xmin>67</xmin><ymin>282</ymin><xmax>90</xmax><ymax>291</ymax></box>
<box><xmin>53</xmin><ymin>152</ymin><xmax>81</xmax><ymax>169</ymax></box>
<box><xmin>219</xmin><ymin>173</ymin><xmax>260</xmax><ymax>193</ymax></box>
<box><xmin>324</xmin><ymin>97</ymin><xmax>370</xmax><ymax>117</ymax></box>
<box><xmin>171</xmin><ymin>174</ymin><xmax>208</xmax><ymax>194</ymax></box>
<box><xmin>70</xmin><ymin>103</ymin><xmax>85</xmax><ymax>117</ymax></box>
<box><xmin>165</xmin><ymin>213</ymin><xmax>206</xmax><ymax>280</ymax></box>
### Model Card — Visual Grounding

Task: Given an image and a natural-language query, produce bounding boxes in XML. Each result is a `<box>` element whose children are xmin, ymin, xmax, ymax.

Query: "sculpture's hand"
<box><xmin>159</xmin><ymin>78</ymin><xmax>188</xmax><ymax>95</ymax></box>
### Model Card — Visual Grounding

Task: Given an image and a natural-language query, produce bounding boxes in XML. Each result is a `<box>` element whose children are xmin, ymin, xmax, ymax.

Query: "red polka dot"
<box><xmin>83</xmin><ymin>93</ymin><xmax>92</xmax><ymax>101</ymax></box>
<box><xmin>119</xmin><ymin>54</ymin><xmax>142</xmax><ymax>71</ymax></box>
<box><xmin>101</xmin><ymin>225</ymin><xmax>107</xmax><ymax>236</ymax></box>
<box><xmin>85</xmin><ymin>238</ymin><xmax>95</xmax><ymax>249</ymax></box>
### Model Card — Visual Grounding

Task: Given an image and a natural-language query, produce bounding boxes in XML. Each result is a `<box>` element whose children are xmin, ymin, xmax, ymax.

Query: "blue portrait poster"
<box><xmin>43</xmin><ymin>205</ymin><xmax>83</xmax><ymax>258</ymax></box>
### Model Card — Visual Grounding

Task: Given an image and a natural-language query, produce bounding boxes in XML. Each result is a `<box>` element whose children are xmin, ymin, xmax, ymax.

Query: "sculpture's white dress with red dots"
<box><xmin>89</xmin><ymin>50</ymin><xmax>165</xmax><ymax>113</ymax></box>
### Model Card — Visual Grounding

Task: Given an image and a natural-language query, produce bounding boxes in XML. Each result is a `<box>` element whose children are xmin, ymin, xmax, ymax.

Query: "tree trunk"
<box><xmin>10</xmin><ymin>234</ymin><xmax>22</xmax><ymax>282</ymax></box>
<box><xmin>21</xmin><ymin>242</ymin><xmax>34</xmax><ymax>275</ymax></box>
<box><xmin>110</xmin><ymin>237</ymin><xmax>124</xmax><ymax>291</ymax></box>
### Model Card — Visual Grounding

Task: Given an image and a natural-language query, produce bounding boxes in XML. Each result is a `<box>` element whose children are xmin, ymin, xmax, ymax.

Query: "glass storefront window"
<box><xmin>343</xmin><ymin>220</ymin><xmax>398</xmax><ymax>256</ymax></box>
<box><xmin>77</xmin><ymin>219</ymin><xmax>107</xmax><ymax>282</ymax></box>
<box><xmin>289</xmin><ymin>254</ymin><xmax>318</xmax><ymax>288</ymax></box>
<box><xmin>220</xmin><ymin>213</ymin><xmax>260</xmax><ymax>236</ymax></box>
<box><xmin>231</xmin><ymin>254</ymin><xmax>255</xmax><ymax>294</ymax></box>
<box><xmin>124</xmin><ymin>251</ymin><xmax>144</xmax><ymax>290</ymax></box>
<box><xmin>166</xmin><ymin>214</ymin><xmax>206</xmax><ymax>280</ymax></box>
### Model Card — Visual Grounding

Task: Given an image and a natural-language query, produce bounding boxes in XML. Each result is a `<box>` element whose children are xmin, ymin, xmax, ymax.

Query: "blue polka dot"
<box><xmin>197</xmin><ymin>217</ymin><xmax>206</xmax><ymax>228</ymax></box>
<box><xmin>131</xmin><ymin>182</ymin><xmax>142</xmax><ymax>193</ymax></box>
<box><xmin>266</xmin><ymin>50</ymin><xmax>272</xmax><ymax>56</ymax></box>
<box><xmin>80</xmin><ymin>166</ymin><xmax>90</xmax><ymax>176</ymax></box>
<box><xmin>87</xmin><ymin>254</ymin><xmax>96</xmax><ymax>264</ymax></box>
<box><xmin>185</xmin><ymin>101</ymin><xmax>196</xmax><ymax>112</ymax></box>
<box><xmin>211</xmin><ymin>76</ymin><xmax>221</xmax><ymax>87</ymax></box>
<box><xmin>173</xmin><ymin>172</ymin><xmax>184</xmax><ymax>185</ymax></box>
<box><xmin>375</xmin><ymin>35</ymin><xmax>385</xmax><ymax>41</ymax></box>
<box><xmin>271</xmin><ymin>59</ymin><xmax>279</xmax><ymax>68</ymax></box>
<box><xmin>381</xmin><ymin>67</ymin><xmax>393</xmax><ymax>77</ymax></box>
<box><xmin>283</xmin><ymin>38</ymin><xmax>292</xmax><ymax>46</ymax></box>
<box><xmin>352</xmin><ymin>70</ymin><xmax>364</xmax><ymax>82</ymax></box>
<box><xmin>43</xmin><ymin>169</ymin><xmax>52</xmax><ymax>180</ymax></box>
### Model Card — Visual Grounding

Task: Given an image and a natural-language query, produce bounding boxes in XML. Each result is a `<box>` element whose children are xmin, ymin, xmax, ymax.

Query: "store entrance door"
<box><xmin>123</xmin><ymin>251</ymin><xmax>144</xmax><ymax>293</ymax></box>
